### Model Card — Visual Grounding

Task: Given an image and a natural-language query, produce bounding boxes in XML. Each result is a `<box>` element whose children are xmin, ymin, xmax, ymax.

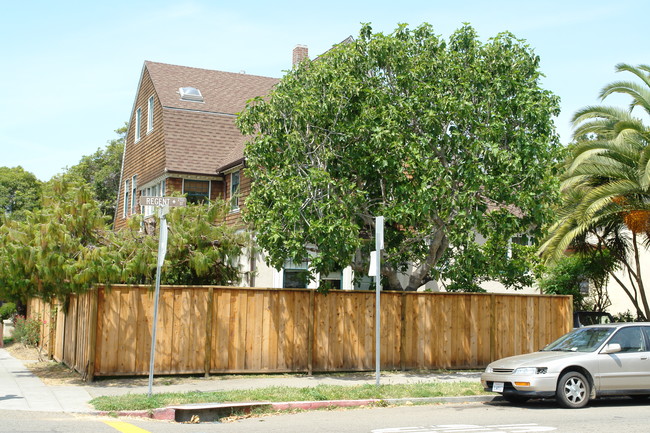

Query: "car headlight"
<box><xmin>513</xmin><ymin>367</ymin><xmax>547</xmax><ymax>375</ymax></box>
<box><xmin>485</xmin><ymin>366</ymin><xmax>493</xmax><ymax>373</ymax></box>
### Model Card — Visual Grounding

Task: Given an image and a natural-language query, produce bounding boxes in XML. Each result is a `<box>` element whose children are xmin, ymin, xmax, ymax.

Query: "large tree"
<box><xmin>239</xmin><ymin>23</ymin><xmax>561</xmax><ymax>291</ymax></box>
<box><xmin>0</xmin><ymin>166</ymin><xmax>41</xmax><ymax>222</ymax></box>
<box><xmin>59</xmin><ymin>124</ymin><xmax>126</xmax><ymax>219</ymax></box>
<box><xmin>539</xmin><ymin>64</ymin><xmax>650</xmax><ymax>318</ymax></box>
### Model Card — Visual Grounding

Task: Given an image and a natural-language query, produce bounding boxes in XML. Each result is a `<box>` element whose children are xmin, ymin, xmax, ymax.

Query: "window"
<box><xmin>147</xmin><ymin>96</ymin><xmax>154</xmax><ymax>133</ymax></box>
<box><xmin>123</xmin><ymin>179</ymin><xmax>130</xmax><ymax>217</ymax></box>
<box><xmin>135</xmin><ymin>108</ymin><xmax>142</xmax><ymax>142</ymax></box>
<box><xmin>283</xmin><ymin>258</ymin><xmax>310</xmax><ymax>289</ymax></box>
<box><xmin>609</xmin><ymin>327</ymin><xmax>646</xmax><ymax>353</ymax></box>
<box><xmin>319</xmin><ymin>271</ymin><xmax>342</xmax><ymax>291</ymax></box>
<box><xmin>143</xmin><ymin>180</ymin><xmax>166</xmax><ymax>216</ymax></box>
<box><xmin>183</xmin><ymin>179</ymin><xmax>210</xmax><ymax>204</ymax></box>
<box><xmin>230</xmin><ymin>171</ymin><xmax>240</xmax><ymax>211</ymax></box>
<box><xmin>131</xmin><ymin>175</ymin><xmax>137</xmax><ymax>214</ymax></box>
<box><xmin>179</xmin><ymin>87</ymin><xmax>204</xmax><ymax>102</ymax></box>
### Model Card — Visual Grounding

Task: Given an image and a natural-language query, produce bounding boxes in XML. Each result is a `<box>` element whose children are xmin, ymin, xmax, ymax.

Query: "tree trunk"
<box><xmin>405</xmin><ymin>229</ymin><xmax>449</xmax><ymax>291</ymax></box>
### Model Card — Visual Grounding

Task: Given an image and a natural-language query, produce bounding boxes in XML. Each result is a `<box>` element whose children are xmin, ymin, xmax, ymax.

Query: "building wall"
<box><xmin>606</xmin><ymin>245</ymin><xmax>650</xmax><ymax>316</ymax></box>
<box><xmin>115</xmin><ymin>67</ymin><xmax>166</xmax><ymax>229</ymax></box>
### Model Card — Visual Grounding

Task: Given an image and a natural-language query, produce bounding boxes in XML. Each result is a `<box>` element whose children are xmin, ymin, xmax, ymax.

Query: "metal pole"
<box><xmin>375</xmin><ymin>216</ymin><xmax>384</xmax><ymax>386</ymax></box>
<box><xmin>147</xmin><ymin>255</ymin><xmax>162</xmax><ymax>397</ymax></box>
<box><xmin>148</xmin><ymin>209</ymin><xmax>168</xmax><ymax>397</ymax></box>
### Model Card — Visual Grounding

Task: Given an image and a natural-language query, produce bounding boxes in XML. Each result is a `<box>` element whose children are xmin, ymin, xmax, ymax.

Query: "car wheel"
<box><xmin>503</xmin><ymin>394</ymin><xmax>530</xmax><ymax>404</ymax></box>
<box><xmin>556</xmin><ymin>371</ymin><xmax>590</xmax><ymax>409</ymax></box>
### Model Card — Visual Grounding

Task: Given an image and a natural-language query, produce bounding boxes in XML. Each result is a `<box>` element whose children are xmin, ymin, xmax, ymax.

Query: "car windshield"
<box><xmin>541</xmin><ymin>327</ymin><xmax>615</xmax><ymax>352</ymax></box>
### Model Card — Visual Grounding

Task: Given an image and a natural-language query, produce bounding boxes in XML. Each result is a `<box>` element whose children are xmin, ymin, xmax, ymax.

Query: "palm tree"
<box><xmin>539</xmin><ymin>63</ymin><xmax>650</xmax><ymax>319</ymax></box>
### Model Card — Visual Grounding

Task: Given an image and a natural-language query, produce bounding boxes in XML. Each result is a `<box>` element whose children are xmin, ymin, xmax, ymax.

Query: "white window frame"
<box><xmin>147</xmin><ymin>96</ymin><xmax>154</xmax><ymax>133</ymax></box>
<box><xmin>230</xmin><ymin>171</ymin><xmax>241</xmax><ymax>212</ymax></box>
<box><xmin>135</xmin><ymin>108</ymin><xmax>142</xmax><ymax>142</ymax></box>
<box><xmin>131</xmin><ymin>175</ymin><xmax>137</xmax><ymax>214</ymax></box>
<box><xmin>123</xmin><ymin>179</ymin><xmax>130</xmax><ymax>218</ymax></box>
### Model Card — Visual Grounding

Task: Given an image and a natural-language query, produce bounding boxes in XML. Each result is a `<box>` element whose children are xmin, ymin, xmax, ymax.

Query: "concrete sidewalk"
<box><xmin>0</xmin><ymin>348</ymin><xmax>93</xmax><ymax>412</ymax></box>
<box><xmin>0</xmin><ymin>347</ymin><xmax>484</xmax><ymax>416</ymax></box>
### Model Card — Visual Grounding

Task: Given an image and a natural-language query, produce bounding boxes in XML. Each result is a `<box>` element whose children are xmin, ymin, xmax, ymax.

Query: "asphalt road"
<box><xmin>2</xmin><ymin>398</ymin><xmax>650</xmax><ymax>432</ymax></box>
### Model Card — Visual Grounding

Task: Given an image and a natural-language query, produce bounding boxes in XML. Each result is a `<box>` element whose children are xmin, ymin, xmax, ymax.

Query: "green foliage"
<box><xmin>539</xmin><ymin>63</ymin><xmax>650</xmax><ymax>318</ymax></box>
<box><xmin>0</xmin><ymin>166</ymin><xmax>42</xmax><ymax>222</ymax></box>
<box><xmin>0</xmin><ymin>181</ymin><xmax>246</xmax><ymax>301</ymax></box>
<box><xmin>239</xmin><ymin>23</ymin><xmax>561</xmax><ymax>291</ymax></box>
<box><xmin>12</xmin><ymin>315</ymin><xmax>41</xmax><ymax>347</ymax></box>
<box><xmin>57</xmin><ymin>125</ymin><xmax>126</xmax><ymax>220</ymax></box>
<box><xmin>538</xmin><ymin>253</ymin><xmax>615</xmax><ymax>311</ymax></box>
<box><xmin>111</xmin><ymin>201</ymin><xmax>246</xmax><ymax>286</ymax></box>
<box><xmin>0</xmin><ymin>302</ymin><xmax>16</xmax><ymax>321</ymax></box>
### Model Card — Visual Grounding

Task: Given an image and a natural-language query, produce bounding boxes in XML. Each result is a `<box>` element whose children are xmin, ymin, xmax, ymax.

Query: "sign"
<box><xmin>139</xmin><ymin>196</ymin><xmax>187</xmax><ymax>207</ymax></box>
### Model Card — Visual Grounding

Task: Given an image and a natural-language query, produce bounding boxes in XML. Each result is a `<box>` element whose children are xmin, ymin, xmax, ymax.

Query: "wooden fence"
<box><xmin>27</xmin><ymin>286</ymin><xmax>572</xmax><ymax>380</ymax></box>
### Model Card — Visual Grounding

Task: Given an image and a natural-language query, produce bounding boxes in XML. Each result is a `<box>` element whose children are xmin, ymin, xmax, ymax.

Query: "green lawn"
<box><xmin>91</xmin><ymin>381</ymin><xmax>487</xmax><ymax>411</ymax></box>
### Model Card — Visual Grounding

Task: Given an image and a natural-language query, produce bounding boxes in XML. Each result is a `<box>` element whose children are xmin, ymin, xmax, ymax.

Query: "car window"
<box><xmin>608</xmin><ymin>327</ymin><xmax>646</xmax><ymax>353</ymax></box>
<box><xmin>542</xmin><ymin>327</ymin><xmax>615</xmax><ymax>352</ymax></box>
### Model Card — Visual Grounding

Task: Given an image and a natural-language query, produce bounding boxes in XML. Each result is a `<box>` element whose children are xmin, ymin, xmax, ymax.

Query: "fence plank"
<box><xmin>34</xmin><ymin>286</ymin><xmax>572</xmax><ymax>377</ymax></box>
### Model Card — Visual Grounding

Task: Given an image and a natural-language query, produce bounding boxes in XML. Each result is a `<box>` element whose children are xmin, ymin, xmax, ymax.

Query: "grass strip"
<box><xmin>90</xmin><ymin>382</ymin><xmax>487</xmax><ymax>411</ymax></box>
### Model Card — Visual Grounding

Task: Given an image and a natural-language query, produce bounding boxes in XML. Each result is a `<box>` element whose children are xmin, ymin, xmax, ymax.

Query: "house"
<box><xmin>115</xmin><ymin>60</ymin><xmax>279</xmax><ymax>231</ymax></box>
<box><xmin>115</xmin><ymin>50</ymin><xmax>353</xmax><ymax>288</ymax></box>
<box><xmin>115</xmin><ymin>51</ymin><xmax>539</xmax><ymax>295</ymax></box>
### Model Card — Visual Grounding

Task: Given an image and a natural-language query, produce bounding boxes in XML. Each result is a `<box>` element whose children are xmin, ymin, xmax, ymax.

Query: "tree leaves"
<box><xmin>239</xmin><ymin>23</ymin><xmax>561</xmax><ymax>291</ymax></box>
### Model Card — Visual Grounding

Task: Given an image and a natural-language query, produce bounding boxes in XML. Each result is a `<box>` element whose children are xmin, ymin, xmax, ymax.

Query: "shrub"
<box><xmin>0</xmin><ymin>302</ymin><xmax>16</xmax><ymax>321</ymax></box>
<box><xmin>12</xmin><ymin>315</ymin><xmax>41</xmax><ymax>347</ymax></box>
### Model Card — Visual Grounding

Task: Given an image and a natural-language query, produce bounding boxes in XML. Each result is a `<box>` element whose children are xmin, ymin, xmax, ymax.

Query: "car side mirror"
<box><xmin>601</xmin><ymin>343</ymin><xmax>622</xmax><ymax>354</ymax></box>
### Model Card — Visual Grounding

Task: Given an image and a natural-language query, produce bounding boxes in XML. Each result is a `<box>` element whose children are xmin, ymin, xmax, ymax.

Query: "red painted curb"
<box><xmin>272</xmin><ymin>399</ymin><xmax>379</xmax><ymax>410</ymax></box>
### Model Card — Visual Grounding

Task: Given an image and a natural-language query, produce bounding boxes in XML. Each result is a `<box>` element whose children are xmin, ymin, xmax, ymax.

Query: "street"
<box><xmin>2</xmin><ymin>398</ymin><xmax>650</xmax><ymax>433</ymax></box>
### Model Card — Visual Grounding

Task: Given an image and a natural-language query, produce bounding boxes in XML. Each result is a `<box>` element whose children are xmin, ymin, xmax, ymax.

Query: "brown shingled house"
<box><xmin>114</xmin><ymin>61</ymin><xmax>279</xmax><ymax>230</ymax></box>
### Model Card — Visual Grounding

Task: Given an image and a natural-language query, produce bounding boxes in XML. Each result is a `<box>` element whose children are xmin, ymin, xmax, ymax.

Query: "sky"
<box><xmin>1</xmin><ymin>0</ymin><xmax>648</xmax><ymax>181</ymax></box>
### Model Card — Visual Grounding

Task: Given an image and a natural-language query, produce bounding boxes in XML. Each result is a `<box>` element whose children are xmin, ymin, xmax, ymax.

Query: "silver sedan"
<box><xmin>481</xmin><ymin>322</ymin><xmax>650</xmax><ymax>408</ymax></box>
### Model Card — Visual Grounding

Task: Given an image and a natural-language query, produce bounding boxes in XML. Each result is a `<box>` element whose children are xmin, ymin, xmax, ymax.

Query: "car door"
<box><xmin>597</xmin><ymin>326</ymin><xmax>650</xmax><ymax>391</ymax></box>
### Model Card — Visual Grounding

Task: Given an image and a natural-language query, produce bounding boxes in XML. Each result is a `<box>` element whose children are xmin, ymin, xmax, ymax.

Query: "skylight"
<box><xmin>179</xmin><ymin>86</ymin><xmax>204</xmax><ymax>102</ymax></box>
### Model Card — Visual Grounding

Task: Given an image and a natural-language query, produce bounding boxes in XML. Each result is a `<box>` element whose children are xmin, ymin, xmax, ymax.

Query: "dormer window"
<box><xmin>179</xmin><ymin>86</ymin><xmax>204</xmax><ymax>102</ymax></box>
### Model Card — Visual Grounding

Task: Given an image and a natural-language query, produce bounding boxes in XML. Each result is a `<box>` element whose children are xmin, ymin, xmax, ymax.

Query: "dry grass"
<box><xmin>4</xmin><ymin>342</ymin><xmax>85</xmax><ymax>385</ymax></box>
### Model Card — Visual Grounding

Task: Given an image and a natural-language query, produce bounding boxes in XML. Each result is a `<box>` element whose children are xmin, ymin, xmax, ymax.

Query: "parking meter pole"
<box><xmin>375</xmin><ymin>216</ymin><xmax>384</xmax><ymax>387</ymax></box>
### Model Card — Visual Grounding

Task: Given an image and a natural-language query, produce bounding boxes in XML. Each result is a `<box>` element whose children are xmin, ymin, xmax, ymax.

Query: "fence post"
<box><xmin>307</xmin><ymin>290</ymin><xmax>315</xmax><ymax>375</ymax></box>
<box><xmin>204</xmin><ymin>287</ymin><xmax>214</xmax><ymax>377</ymax></box>
<box><xmin>490</xmin><ymin>294</ymin><xmax>496</xmax><ymax>362</ymax></box>
<box><xmin>400</xmin><ymin>292</ymin><xmax>407</xmax><ymax>371</ymax></box>
<box><xmin>48</xmin><ymin>301</ymin><xmax>56</xmax><ymax>359</ymax></box>
<box><xmin>86</xmin><ymin>287</ymin><xmax>99</xmax><ymax>382</ymax></box>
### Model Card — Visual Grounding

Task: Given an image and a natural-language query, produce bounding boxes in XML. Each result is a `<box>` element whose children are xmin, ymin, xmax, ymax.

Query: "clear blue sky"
<box><xmin>1</xmin><ymin>0</ymin><xmax>648</xmax><ymax>181</ymax></box>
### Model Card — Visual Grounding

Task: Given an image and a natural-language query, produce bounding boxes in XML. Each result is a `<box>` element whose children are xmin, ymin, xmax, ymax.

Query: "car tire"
<box><xmin>503</xmin><ymin>394</ymin><xmax>530</xmax><ymax>404</ymax></box>
<box><xmin>556</xmin><ymin>371</ymin><xmax>590</xmax><ymax>409</ymax></box>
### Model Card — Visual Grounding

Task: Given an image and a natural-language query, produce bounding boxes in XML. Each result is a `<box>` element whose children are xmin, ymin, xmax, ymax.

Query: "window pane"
<box><xmin>184</xmin><ymin>180</ymin><xmax>210</xmax><ymax>204</ymax></box>
<box><xmin>283</xmin><ymin>270</ymin><xmax>310</xmax><ymax>288</ymax></box>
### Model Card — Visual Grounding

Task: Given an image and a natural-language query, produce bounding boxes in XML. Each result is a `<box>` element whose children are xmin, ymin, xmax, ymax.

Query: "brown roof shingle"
<box><xmin>145</xmin><ymin>61</ymin><xmax>278</xmax><ymax>173</ymax></box>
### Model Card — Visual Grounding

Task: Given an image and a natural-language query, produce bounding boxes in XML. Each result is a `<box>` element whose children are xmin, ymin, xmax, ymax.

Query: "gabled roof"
<box><xmin>144</xmin><ymin>61</ymin><xmax>279</xmax><ymax>174</ymax></box>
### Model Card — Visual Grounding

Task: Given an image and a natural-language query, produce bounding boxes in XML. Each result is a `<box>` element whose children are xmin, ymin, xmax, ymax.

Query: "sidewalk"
<box><xmin>0</xmin><ymin>348</ymin><xmax>93</xmax><ymax>412</ymax></box>
<box><xmin>0</xmin><ymin>347</ymin><xmax>486</xmax><ymax>416</ymax></box>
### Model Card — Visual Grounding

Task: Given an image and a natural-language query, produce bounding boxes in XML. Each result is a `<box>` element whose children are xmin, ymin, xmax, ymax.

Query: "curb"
<box><xmin>95</xmin><ymin>395</ymin><xmax>499</xmax><ymax>422</ymax></box>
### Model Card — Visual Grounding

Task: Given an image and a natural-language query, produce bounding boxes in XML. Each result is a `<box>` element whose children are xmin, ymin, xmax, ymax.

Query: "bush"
<box><xmin>12</xmin><ymin>315</ymin><xmax>42</xmax><ymax>347</ymax></box>
<box><xmin>0</xmin><ymin>302</ymin><xmax>16</xmax><ymax>321</ymax></box>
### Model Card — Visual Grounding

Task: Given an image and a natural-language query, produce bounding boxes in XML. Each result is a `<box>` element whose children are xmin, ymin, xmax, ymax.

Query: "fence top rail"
<box><xmin>93</xmin><ymin>284</ymin><xmax>571</xmax><ymax>300</ymax></box>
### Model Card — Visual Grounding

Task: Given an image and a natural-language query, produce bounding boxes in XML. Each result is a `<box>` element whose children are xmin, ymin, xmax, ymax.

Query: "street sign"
<box><xmin>139</xmin><ymin>196</ymin><xmax>187</xmax><ymax>207</ymax></box>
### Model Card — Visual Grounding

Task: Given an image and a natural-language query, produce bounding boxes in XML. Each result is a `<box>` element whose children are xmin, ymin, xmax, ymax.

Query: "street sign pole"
<box><xmin>375</xmin><ymin>216</ymin><xmax>384</xmax><ymax>387</ymax></box>
<box><xmin>138</xmin><ymin>197</ymin><xmax>184</xmax><ymax>398</ymax></box>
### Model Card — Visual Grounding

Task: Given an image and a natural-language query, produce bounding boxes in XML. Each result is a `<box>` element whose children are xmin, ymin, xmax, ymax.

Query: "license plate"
<box><xmin>492</xmin><ymin>382</ymin><xmax>504</xmax><ymax>392</ymax></box>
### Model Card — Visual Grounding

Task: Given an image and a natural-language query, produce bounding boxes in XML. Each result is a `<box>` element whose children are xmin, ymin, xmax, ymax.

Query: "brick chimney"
<box><xmin>292</xmin><ymin>44</ymin><xmax>309</xmax><ymax>66</ymax></box>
